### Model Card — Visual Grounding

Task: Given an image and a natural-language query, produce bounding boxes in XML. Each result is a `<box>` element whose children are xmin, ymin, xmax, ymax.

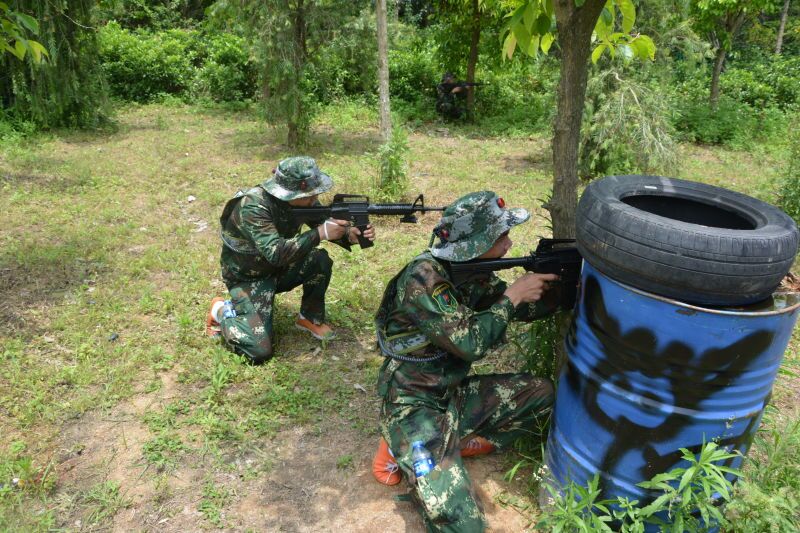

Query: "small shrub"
<box><xmin>99</xmin><ymin>22</ymin><xmax>198</xmax><ymax>102</ymax></box>
<box><xmin>726</xmin><ymin>410</ymin><xmax>800</xmax><ymax>531</ymax></box>
<box><xmin>777</xmin><ymin>126</ymin><xmax>800</xmax><ymax>224</ymax></box>
<box><xmin>376</xmin><ymin>126</ymin><xmax>410</xmax><ymax>201</ymax></box>
<box><xmin>581</xmin><ymin>68</ymin><xmax>679</xmax><ymax>179</ymax></box>
<box><xmin>194</xmin><ymin>33</ymin><xmax>257</xmax><ymax>102</ymax></box>
<box><xmin>537</xmin><ymin>442</ymin><xmax>740</xmax><ymax>532</ymax></box>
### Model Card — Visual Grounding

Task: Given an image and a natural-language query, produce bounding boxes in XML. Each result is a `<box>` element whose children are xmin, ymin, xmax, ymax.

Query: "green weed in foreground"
<box><xmin>537</xmin><ymin>442</ymin><xmax>739</xmax><ymax>532</ymax></box>
<box><xmin>82</xmin><ymin>480</ymin><xmax>128</xmax><ymax>526</ymax></box>
<box><xmin>198</xmin><ymin>478</ymin><xmax>232</xmax><ymax>527</ymax></box>
<box><xmin>725</xmin><ymin>409</ymin><xmax>800</xmax><ymax>532</ymax></box>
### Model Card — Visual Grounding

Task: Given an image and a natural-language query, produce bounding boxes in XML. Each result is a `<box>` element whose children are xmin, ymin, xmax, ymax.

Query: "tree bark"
<box><xmin>465</xmin><ymin>0</ymin><xmax>481</xmax><ymax>120</ymax></box>
<box><xmin>549</xmin><ymin>0</ymin><xmax>606</xmax><ymax>240</ymax></box>
<box><xmin>288</xmin><ymin>0</ymin><xmax>307</xmax><ymax>149</ymax></box>
<box><xmin>376</xmin><ymin>0</ymin><xmax>392</xmax><ymax>144</ymax></box>
<box><xmin>710</xmin><ymin>44</ymin><xmax>726</xmax><ymax>111</ymax></box>
<box><xmin>709</xmin><ymin>11</ymin><xmax>746</xmax><ymax>111</ymax></box>
<box><xmin>776</xmin><ymin>0</ymin><xmax>791</xmax><ymax>54</ymax></box>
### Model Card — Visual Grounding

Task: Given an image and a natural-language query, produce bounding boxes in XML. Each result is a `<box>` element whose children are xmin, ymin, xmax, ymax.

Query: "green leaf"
<box><xmin>13</xmin><ymin>38</ymin><xmax>25</xmax><ymax>60</ymax></box>
<box><xmin>614</xmin><ymin>0</ymin><xmax>635</xmax><ymax>33</ymax></box>
<box><xmin>535</xmin><ymin>13</ymin><xmax>551</xmax><ymax>35</ymax></box>
<box><xmin>600</xmin><ymin>6</ymin><xmax>613</xmax><ymax>26</ymax></box>
<box><xmin>15</xmin><ymin>13</ymin><xmax>38</xmax><ymax>34</ymax></box>
<box><xmin>631</xmin><ymin>34</ymin><xmax>655</xmax><ymax>60</ymax></box>
<box><xmin>574</xmin><ymin>0</ymin><xmax>586</xmax><ymax>7</ymax></box>
<box><xmin>544</xmin><ymin>0</ymin><xmax>555</xmax><ymax>17</ymax></box>
<box><xmin>523</xmin><ymin>1</ymin><xmax>537</xmax><ymax>29</ymax></box>
<box><xmin>618</xmin><ymin>43</ymin><xmax>634</xmax><ymax>61</ymax></box>
<box><xmin>502</xmin><ymin>32</ymin><xmax>517</xmax><ymax>60</ymax></box>
<box><xmin>28</xmin><ymin>39</ymin><xmax>46</xmax><ymax>62</ymax></box>
<box><xmin>541</xmin><ymin>32</ymin><xmax>554</xmax><ymax>54</ymax></box>
<box><xmin>527</xmin><ymin>34</ymin><xmax>540</xmax><ymax>56</ymax></box>
<box><xmin>591</xmin><ymin>43</ymin><xmax>607</xmax><ymax>63</ymax></box>
<box><xmin>512</xmin><ymin>22</ymin><xmax>532</xmax><ymax>55</ymax></box>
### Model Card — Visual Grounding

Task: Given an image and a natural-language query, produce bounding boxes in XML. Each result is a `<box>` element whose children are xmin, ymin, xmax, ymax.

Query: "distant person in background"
<box><xmin>435</xmin><ymin>72</ymin><xmax>468</xmax><ymax>120</ymax></box>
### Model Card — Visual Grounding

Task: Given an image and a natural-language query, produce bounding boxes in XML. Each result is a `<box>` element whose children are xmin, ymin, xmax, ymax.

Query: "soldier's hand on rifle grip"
<box><xmin>318</xmin><ymin>219</ymin><xmax>350</xmax><ymax>241</ymax></box>
<box><xmin>348</xmin><ymin>223</ymin><xmax>376</xmax><ymax>245</ymax></box>
<box><xmin>504</xmin><ymin>273</ymin><xmax>560</xmax><ymax>307</ymax></box>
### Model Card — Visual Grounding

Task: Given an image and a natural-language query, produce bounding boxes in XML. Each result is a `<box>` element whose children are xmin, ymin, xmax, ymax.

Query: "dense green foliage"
<box><xmin>1</xmin><ymin>0</ymin><xmax>108</xmax><ymax>128</ymax></box>
<box><xmin>98</xmin><ymin>22</ymin><xmax>255</xmax><ymax>102</ymax></box>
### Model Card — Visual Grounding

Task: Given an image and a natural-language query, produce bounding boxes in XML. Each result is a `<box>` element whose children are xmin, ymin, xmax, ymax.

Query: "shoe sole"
<box><xmin>295</xmin><ymin>324</ymin><xmax>336</xmax><ymax>341</ymax></box>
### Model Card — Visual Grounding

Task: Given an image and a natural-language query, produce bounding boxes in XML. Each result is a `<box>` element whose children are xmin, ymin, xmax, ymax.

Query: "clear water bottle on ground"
<box><xmin>411</xmin><ymin>441</ymin><xmax>435</xmax><ymax>478</ymax></box>
<box><xmin>222</xmin><ymin>300</ymin><xmax>237</xmax><ymax>319</ymax></box>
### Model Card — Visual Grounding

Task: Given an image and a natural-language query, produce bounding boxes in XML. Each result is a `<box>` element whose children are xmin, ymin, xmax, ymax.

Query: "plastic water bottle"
<box><xmin>411</xmin><ymin>441</ymin><xmax>435</xmax><ymax>478</ymax></box>
<box><xmin>222</xmin><ymin>300</ymin><xmax>237</xmax><ymax>319</ymax></box>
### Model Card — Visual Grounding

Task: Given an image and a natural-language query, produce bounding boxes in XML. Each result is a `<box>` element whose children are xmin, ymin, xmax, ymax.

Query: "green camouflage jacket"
<box><xmin>376</xmin><ymin>252</ymin><xmax>556</xmax><ymax>407</ymax></box>
<box><xmin>220</xmin><ymin>186</ymin><xmax>325</xmax><ymax>285</ymax></box>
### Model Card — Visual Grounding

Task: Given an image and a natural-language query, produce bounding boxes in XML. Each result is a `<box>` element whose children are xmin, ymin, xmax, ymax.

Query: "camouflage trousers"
<box><xmin>435</xmin><ymin>99</ymin><xmax>464</xmax><ymax>120</ymax></box>
<box><xmin>380</xmin><ymin>373</ymin><xmax>554</xmax><ymax>533</ymax></box>
<box><xmin>220</xmin><ymin>248</ymin><xmax>332</xmax><ymax>364</ymax></box>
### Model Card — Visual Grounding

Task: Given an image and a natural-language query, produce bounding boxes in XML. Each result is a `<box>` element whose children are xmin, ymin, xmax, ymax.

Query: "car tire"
<box><xmin>576</xmin><ymin>175</ymin><xmax>799</xmax><ymax>306</ymax></box>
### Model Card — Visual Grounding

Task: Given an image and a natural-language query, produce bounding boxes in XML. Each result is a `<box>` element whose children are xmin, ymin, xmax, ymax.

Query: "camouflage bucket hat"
<box><xmin>430</xmin><ymin>191</ymin><xmax>530</xmax><ymax>262</ymax></box>
<box><xmin>263</xmin><ymin>156</ymin><xmax>333</xmax><ymax>200</ymax></box>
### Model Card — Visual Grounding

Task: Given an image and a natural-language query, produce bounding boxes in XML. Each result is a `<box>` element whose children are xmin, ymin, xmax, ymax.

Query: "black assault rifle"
<box><xmin>440</xmin><ymin>81</ymin><xmax>486</xmax><ymax>92</ymax></box>
<box><xmin>448</xmin><ymin>238</ymin><xmax>583</xmax><ymax>310</ymax></box>
<box><xmin>290</xmin><ymin>194</ymin><xmax>445</xmax><ymax>250</ymax></box>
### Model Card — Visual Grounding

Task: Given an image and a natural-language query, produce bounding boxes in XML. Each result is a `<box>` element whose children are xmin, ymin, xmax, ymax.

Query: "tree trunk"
<box><xmin>710</xmin><ymin>45</ymin><xmax>726</xmax><ymax>111</ymax></box>
<box><xmin>376</xmin><ymin>0</ymin><xmax>392</xmax><ymax>144</ymax></box>
<box><xmin>710</xmin><ymin>12</ymin><xmax>746</xmax><ymax>111</ymax></box>
<box><xmin>288</xmin><ymin>0</ymin><xmax>307</xmax><ymax>149</ymax></box>
<box><xmin>776</xmin><ymin>0</ymin><xmax>791</xmax><ymax>54</ymax></box>
<box><xmin>549</xmin><ymin>0</ymin><xmax>606</xmax><ymax>240</ymax></box>
<box><xmin>465</xmin><ymin>0</ymin><xmax>481</xmax><ymax>120</ymax></box>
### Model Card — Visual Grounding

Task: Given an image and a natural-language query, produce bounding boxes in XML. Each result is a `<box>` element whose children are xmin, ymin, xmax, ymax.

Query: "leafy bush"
<box><xmin>725</xmin><ymin>411</ymin><xmax>800</xmax><ymax>532</ymax></box>
<box><xmin>388</xmin><ymin>29</ymin><xmax>440</xmax><ymax>105</ymax></box>
<box><xmin>580</xmin><ymin>67</ymin><xmax>679</xmax><ymax>179</ymax></box>
<box><xmin>99</xmin><ymin>23</ymin><xmax>256</xmax><ymax>103</ymax></box>
<box><xmin>376</xmin><ymin>126</ymin><xmax>410</xmax><ymax>201</ymax></box>
<box><xmin>306</xmin><ymin>9</ymin><xmax>378</xmax><ymax>104</ymax></box>
<box><xmin>722</xmin><ymin>56</ymin><xmax>800</xmax><ymax>110</ymax></box>
<box><xmin>777</xmin><ymin>122</ymin><xmax>800</xmax><ymax>225</ymax></box>
<box><xmin>99</xmin><ymin>22</ymin><xmax>198</xmax><ymax>102</ymax></box>
<box><xmin>193</xmin><ymin>33</ymin><xmax>257</xmax><ymax>102</ymax></box>
<box><xmin>674</xmin><ymin>92</ymin><xmax>786</xmax><ymax>148</ymax></box>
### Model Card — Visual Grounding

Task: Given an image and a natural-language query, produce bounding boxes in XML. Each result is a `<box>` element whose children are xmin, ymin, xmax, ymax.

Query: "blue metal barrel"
<box><xmin>546</xmin><ymin>260</ymin><xmax>800</xmax><ymax>511</ymax></box>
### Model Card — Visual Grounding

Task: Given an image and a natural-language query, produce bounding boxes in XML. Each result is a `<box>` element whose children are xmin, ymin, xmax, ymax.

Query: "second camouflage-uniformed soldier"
<box><xmin>370</xmin><ymin>191</ymin><xmax>559</xmax><ymax>532</ymax></box>
<box><xmin>435</xmin><ymin>72</ymin><xmax>467</xmax><ymax>120</ymax></box>
<box><xmin>206</xmin><ymin>156</ymin><xmax>375</xmax><ymax>364</ymax></box>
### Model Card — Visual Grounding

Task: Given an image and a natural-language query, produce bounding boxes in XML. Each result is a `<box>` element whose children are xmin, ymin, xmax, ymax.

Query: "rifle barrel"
<box><xmin>367</xmin><ymin>203</ymin><xmax>445</xmax><ymax>215</ymax></box>
<box><xmin>450</xmin><ymin>256</ymin><xmax>530</xmax><ymax>275</ymax></box>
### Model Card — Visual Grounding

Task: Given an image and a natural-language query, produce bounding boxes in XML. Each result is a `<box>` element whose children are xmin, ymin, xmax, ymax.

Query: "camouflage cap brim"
<box><xmin>431</xmin><ymin>207</ymin><xmax>530</xmax><ymax>262</ymax></box>
<box><xmin>263</xmin><ymin>171</ymin><xmax>333</xmax><ymax>201</ymax></box>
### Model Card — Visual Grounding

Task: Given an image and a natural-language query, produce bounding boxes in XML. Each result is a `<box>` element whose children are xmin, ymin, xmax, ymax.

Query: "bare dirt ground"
<box><xmin>52</xmin><ymin>367</ymin><xmax>534</xmax><ymax>532</ymax></box>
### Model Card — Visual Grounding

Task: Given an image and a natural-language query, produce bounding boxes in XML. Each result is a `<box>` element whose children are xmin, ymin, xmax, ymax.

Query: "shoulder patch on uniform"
<box><xmin>431</xmin><ymin>283</ymin><xmax>458</xmax><ymax>314</ymax></box>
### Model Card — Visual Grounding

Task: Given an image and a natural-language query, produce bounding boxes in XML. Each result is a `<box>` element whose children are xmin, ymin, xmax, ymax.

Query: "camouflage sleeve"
<box><xmin>239</xmin><ymin>198</ymin><xmax>320</xmax><ymax>267</ymax></box>
<box><xmin>404</xmin><ymin>261</ymin><xmax>515</xmax><ymax>362</ymax></box>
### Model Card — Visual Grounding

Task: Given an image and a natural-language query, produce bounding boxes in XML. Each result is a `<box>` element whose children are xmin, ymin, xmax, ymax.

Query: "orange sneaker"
<box><xmin>295</xmin><ymin>316</ymin><xmax>336</xmax><ymax>341</ymax></box>
<box><xmin>206</xmin><ymin>297</ymin><xmax>225</xmax><ymax>338</ymax></box>
<box><xmin>372</xmin><ymin>438</ymin><xmax>402</xmax><ymax>486</ymax></box>
<box><xmin>460</xmin><ymin>436</ymin><xmax>495</xmax><ymax>458</ymax></box>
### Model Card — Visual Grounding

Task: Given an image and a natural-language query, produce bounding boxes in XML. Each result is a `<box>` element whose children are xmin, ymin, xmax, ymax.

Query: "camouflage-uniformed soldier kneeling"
<box><xmin>435</xmin><ymin>72</ymin><xmax>467</xmax><ymax>120</ymax></box>
<box><xmin>371</xmin><ymin>191</ymin><xmax>558</xmax><ymax>532</ymax></box>
<box><xmin>206</xmin><ymin>156</ymin><xmax>375</xmax><ymax>364</ymax></box>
